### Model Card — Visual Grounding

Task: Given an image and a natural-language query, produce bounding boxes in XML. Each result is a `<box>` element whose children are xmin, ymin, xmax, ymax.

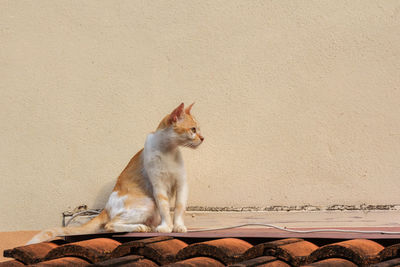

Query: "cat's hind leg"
<box><xmin>105</xmin><ymin>221</ymin><xmax>151</xmax><ymax>232</ymax></box>
<box><xmin>104</xmin><ymin>196</ymin><xmax>157</xmax><ymax>233</ymax></box>
<box><xmin>104</xmin><ymin>214</ymin><xmax>152</xmax><ymax>232</ymax></box>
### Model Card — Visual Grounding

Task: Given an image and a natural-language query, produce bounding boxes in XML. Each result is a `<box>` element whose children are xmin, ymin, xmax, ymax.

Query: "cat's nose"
<box><xmin>199</xmin><ymin>136</ymin><xmax>204</xmax><ymax>142</ymax></box>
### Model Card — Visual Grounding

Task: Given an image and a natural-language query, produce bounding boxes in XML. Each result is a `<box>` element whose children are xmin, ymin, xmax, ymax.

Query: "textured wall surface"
<box><xmin>1</xmin><ymin>1</ymin><xmax>400</xmax><ymax>230</ymax></box>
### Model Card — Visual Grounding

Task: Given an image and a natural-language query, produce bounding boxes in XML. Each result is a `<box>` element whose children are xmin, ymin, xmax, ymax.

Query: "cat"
<box><xmin>27</xmin><ymin>103</ymin><xmax>204</xmax><ymax>244</ymax></box>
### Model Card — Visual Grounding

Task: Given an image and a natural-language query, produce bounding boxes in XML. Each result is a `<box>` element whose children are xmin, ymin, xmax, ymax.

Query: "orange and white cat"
<box><xmin>28</xmin><ymin>103</ymin><xmax>204</xmax><ymax>244</ymax></box>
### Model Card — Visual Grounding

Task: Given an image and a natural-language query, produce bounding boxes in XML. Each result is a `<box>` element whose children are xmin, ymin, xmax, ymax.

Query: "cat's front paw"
<box><xmin>155</xmin><ymin>224</ymin><xmax>172</xmax><ymax>233</ymax></box>
<box><xmin>173</xmin><ymin>224</ymin><xmax>187</xmax><ymax>233</ymax></box>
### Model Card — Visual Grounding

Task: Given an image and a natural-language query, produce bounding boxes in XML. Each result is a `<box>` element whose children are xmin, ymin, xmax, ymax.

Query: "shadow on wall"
<box><xmin>92</xmin><ymin>180</ymin><xmax>116</xmax><ymax>209</ymax></box>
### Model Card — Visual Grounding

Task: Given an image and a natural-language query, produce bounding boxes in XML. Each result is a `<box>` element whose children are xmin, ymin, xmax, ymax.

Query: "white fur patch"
<box><xmin>144</xmin><ymin>130</ymin><xmax>185</xmax><ymax>178</ymax></box>
<box><xmin>105</xmin><ymin>191</ymin><xmax>155</xmax><ymax>225</ymax></box>
<box><xmin>120</xmin><ymin>197</ymin><xmax>154</xmax><ymax>222</ymax></box>
<box><xmin>105</xmin><ymin>191</ymin><xmax>127</xmax><ymax>219</ymax></box>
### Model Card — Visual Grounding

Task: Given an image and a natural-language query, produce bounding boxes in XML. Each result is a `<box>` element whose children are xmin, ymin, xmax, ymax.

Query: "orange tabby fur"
<box><xmin>27</xmin><ymin>103</ymin><xmax>203</xmax><ymax>244</ymax></box>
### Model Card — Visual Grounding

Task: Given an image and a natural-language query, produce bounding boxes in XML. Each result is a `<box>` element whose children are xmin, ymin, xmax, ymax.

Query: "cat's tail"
<box><xmin>26</xmin><ymin>210</ymin><xmax>109</xmax><ymax>245</ymax></box>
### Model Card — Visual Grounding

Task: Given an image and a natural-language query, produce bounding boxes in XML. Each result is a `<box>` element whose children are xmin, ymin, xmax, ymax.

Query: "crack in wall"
<box><xmin>64</xmin><ymin>204</ymin><xmax>400</xmax><ymax>216</ymax></box>
<box><xmin>63</xmin><ymin>204</ymin><xmax>400</xmax><ymax>226</ymax></box>
<box><xmin>186</xmin><ymin>204</ymin><xmax>400</xmax><ymax>212</ymax></box>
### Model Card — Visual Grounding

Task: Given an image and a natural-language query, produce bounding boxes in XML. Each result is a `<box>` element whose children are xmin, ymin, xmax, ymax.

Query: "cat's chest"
<box><xmin>143</xmin><ymin>132</ymin><xmax>185</xmax><ymax>180</ymax></box>
<box><xmin>144</xmin><ymin>149</ymin><xmax>184</xmax><ymax>177</ymax></box>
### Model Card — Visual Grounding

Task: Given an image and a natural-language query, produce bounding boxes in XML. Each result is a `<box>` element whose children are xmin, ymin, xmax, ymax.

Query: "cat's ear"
<box><xmin>169</xmin><ymin>103</ymin><xmax>185</xmax><ymax>123</ymax></box>
<box><xmin>185</xmin><ymin>102</ymin><xmax>195</xmax><ymax>115</ymax></box>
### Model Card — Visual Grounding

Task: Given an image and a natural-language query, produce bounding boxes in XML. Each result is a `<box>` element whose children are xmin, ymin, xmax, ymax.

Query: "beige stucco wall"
<box><xmin>1</xmin><ymin>1</ymin><xmax>399</xmax><ymax>231</ymax></box>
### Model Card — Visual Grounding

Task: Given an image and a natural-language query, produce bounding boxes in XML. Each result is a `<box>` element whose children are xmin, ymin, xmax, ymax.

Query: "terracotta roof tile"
<box><xmin>243</xmin><ymin>238</ymin><xmax>304</xmax><ymax>259</ymax></box>
<box><xmin>244</xmin><ymin>238</ymin><xmax>318</xmax><ymax>266</ymax></box>
<box><xmin>165</xmin><ymin>256</ymin><xmax>224</xmax><ymax>266</ymax></box>
<box><xmin>0</xmin><ymin>260</ymin><xmax>25</xmax><ymax>266</ymax></box>
<box><xmin>111</xmin><ymin>236</ymin><xmax>174</xmax><ymax>258</ymax></box>
<box><xmin>370</xmin><ymin>257</ymin><xmax>400</xmax><ymax>267</ymax></box>
<box><xmin>92</xmin><ymin>255</ymin><xmax>159</xmax><ymax>266</ymax></box>
<box><xmin>44</xmin><ymin>238</ymin><xmax>121</xmax><ymax>264</ymax></box>
<box><xmin>30</xmin><ymin>256</ymin><xmax>90</xmax><ymax>266</ymax></box>
<box><xmin>4</xmin><ymin>231</ymin><xmax>400</xmax><ymax>266</ymax></box>
<box><xmin>229</xmin><ymin>256</ymin><xmax>291</xmax><ymax>266</ymax></box>
<box><xmin>378</xmin><ymin>243</ymin><xmax>400</xmax><ymax>262</ymax></box>
<box><xmin>275</xmin><ymin>240</ymin><xmax>319</xmax><ymax>265</ymax></box>
<box><xmin>307</xmin><ymin>239</ymin><xmax>384</xmax><ymax>266</ymax></box>
<box><xmin>112</xmin><ymin>236</ymin><xmax>187</xmax><ymax>265</ymax></box>
<box><xmin>176</xmin><ymin>237</ymin><xmax>252</xmax><ymax>265</ymax></box>
<box><xmin>3</xmin><ymin>241</ymin><xmax>61</xmax><ymax>264</ymax></box>
<box><xmin>303</xmin><ymin>258</ymin><xmax>358</xmax><ymax>267</ymax></box>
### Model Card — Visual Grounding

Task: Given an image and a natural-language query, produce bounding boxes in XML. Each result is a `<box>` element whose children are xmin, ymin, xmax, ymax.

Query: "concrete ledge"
<box><xmin>2</xmin><ymin>210</ymin><xmax>400</xmax><ymax>262</ymax></box>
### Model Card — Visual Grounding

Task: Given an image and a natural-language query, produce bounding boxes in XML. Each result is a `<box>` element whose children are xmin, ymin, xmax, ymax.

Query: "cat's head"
<box><xmin>157</xmin><ymin>103</ymin><xmax>204</xmax><ymax>148</ymax></box>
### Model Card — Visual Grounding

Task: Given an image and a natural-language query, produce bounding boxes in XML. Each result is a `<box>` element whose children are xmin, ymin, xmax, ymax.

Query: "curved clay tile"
<box><xmin>30</xmin><ymin>256</ymin><xmax>90</xmax><ymax>266</ymax></box>
<box><xmin>3</xmin><ymin>241</ymin><xmax>62</xmax><ymax>265</ymax></box>
<box><xmin>272</xmin><ymin>240</ymin><xmax>318</xmax><ymax>266</ymax></box>
<box><xmin>0</xmin><ymin>260</ymin><xmax>25</xmax><ymax>266</ymax></box>
<box><xmin>378</xmin><ymin>243</ymin><xmax>400</xmax><ymax>262</ymax></box>
<box><xmin>370</xmin><ymin>258</ymin><xmax>400</xmax><ymax>267</ymax></box>
<box><xmin>303</xmin><ymin>258</ymin><xmax>358</xmax><ymax>267</ymax></box>
<box><xmin>229</xmin><ymin>255</ymin><xmax>291</xmax><ymax>267</ymax></box>
<box><xmin>126</xmin><ymin>238</ymin><xmax>188</xmax><ymax>265</ymax></box>
<box><xmin>92</xmin><ymin>255</ymin><xmax>158</xmax><ymax>267</ymax></box>
<box><xmin>307</xmin><ymin>239</ymin><xmax>383</xmax><ymax>266</ymax></box>
<box><xmin>111</xmin><ymin>236</ymin><xmax>175</xmax><ymax>258</ymax></box>
<box><xmin>244</xmin><ymin>238</ymin><xmax>318</xmax><ymax>266</ymax></box>
<box><xmin>176</xmin><ymin>238</ymin><xmax>253</xmax><ymax>265</ymax></box>
<box><xmin>165</xmin><ymin>256</ymin><xmax>225</xmax><ymax>267</ymax></box>
<box><xmin>243</xmin><ymin>238</ymin><xmax>305</xmax><ymax>259</ymax></box>
<box><xmin>44</xmin><ymin>238</ymin><xmax>121</xmax><ymax>264</ymax></box>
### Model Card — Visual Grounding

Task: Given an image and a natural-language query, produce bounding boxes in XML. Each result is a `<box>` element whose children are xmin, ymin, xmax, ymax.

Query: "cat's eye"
<box><xmin>191</xmin><ymin>127</ymin><xmax>196</xmax><ymax>133</ymax></box>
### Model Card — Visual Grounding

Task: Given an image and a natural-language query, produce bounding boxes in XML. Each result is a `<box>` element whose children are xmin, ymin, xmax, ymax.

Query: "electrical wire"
<box><xmin>64</xmin><ymin>210</ymin><xmax>101</xmax><ymax>227</ymax></box>
<box><xmin>64</xmin><ymin>209</ymin><xmax>400</xmax><ymax>235</ymax></box>
<box><xmin>187</xmin><ymin>223</ymin><xmax>400</xmax><ymax>235</ymax></box>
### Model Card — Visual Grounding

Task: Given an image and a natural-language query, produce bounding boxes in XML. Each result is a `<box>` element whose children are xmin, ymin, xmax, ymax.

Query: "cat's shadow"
<box><xmin>92</xmin><ymin>180</ymin><xmax>115</xmax><ymax>210</ymax></box>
